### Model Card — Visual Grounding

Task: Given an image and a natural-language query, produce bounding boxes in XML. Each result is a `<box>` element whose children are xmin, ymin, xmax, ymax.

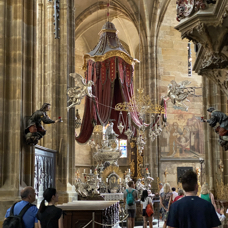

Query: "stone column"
<box><xmin>35</xmin><ymin>0</ymin><xmax>76</xmax><ymax>203</ymax></box>
<box><xmin>203</xmin><ymin>77</ymin><xmax>227</xmax><ymax>190</ymax></box>
<box><xmin>0</xmin><ymin>0</ymin><xmax>37</xmax><ymax>222</ymax></box>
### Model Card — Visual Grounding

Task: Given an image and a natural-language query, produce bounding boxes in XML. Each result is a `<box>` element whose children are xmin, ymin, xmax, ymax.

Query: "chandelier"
<box><xmin>115</xmin><ymin>88</ymin><xmax>165</xmax><ymax>117</ymax></box>
<box><xmin>115</xmin><ymin>88</ymin><xmax>167</xmax><ymax>154</ymax></box>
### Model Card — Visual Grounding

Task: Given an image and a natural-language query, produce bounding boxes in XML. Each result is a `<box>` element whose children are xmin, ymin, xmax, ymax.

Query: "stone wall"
<box><xmin>157</xmin><ymin>0</ymin><xmax>204</xmax><ymax>181</ymax></box>
<box><xmin>160</xmin><ymin>162</ymin><xmax>205</xmax><ymax>188</ymax></box>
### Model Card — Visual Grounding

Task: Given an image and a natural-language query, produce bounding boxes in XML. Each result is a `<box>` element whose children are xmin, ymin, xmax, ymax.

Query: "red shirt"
<box><xmin>173</xmin><ymin>195</ymin><xmax>184</xmax><ymax>202</ymax></box>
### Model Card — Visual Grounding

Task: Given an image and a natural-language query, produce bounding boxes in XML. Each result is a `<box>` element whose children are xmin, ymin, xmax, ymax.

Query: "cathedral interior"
<box><xmin>1</xmin><ymin>0</ymin><xmax>228</xmax><ymax>227</ymax></box>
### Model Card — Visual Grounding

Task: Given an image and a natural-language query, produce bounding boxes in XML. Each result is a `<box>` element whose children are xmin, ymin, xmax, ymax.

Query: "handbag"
<box><xmin>146</xmin><ymin>198</ymin><xmax>154</xmax><ymax>217</ymax></box>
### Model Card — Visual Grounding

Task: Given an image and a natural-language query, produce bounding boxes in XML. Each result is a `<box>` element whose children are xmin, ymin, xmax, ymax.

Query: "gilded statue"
<box><xmin>219</xmin><ymin>159</ymin><xmax>224</xmax><ymax>173</ymax></box>
<box><xmin>164</xmin><ymin>168</ymin><xmax>168</xmax><ymax>183</ymax></box>
<box><xmin>164</xmin><ymin>80</ymin><xmax>201</xmax><ymax>111</ymax></box>
<box><xmin>67</xmin><ymin>73</ymin><xmax>95</xmax><ymax>111</ymax></box>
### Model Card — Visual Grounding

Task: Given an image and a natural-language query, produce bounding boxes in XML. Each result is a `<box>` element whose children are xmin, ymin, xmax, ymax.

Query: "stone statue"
<box><xmin>25</xmin><ymin>103</ymin><xmax>61</xmax><ymax>146</ymax></box>
<box><xmin>67</xmin><ymin>73</ymin><xmax>95</xmax><ymax>111</ymax></box>
<box><xmin>165</xmin><ymin>80</ymin><xmax>201</xmax><ymax>111</ymax></box>
<box><xmin>203</xmin><ymin>107</ymin><xmax>228</xmax><ymax>150</ymax></box>
<box><xmin>105</xmin><ymin>122</ymin><xmax>119</xmax><ymax>140</ymax></box>
<box><xmin>136</xmin><ymin>179</ymin><xmax>145</xmax><ymax>196</ymax></box>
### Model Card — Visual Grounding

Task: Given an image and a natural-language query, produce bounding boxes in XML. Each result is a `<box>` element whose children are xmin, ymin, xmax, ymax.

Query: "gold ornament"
<box><xmin>82</xmin><ymin>50</ymin><xmax>139</xmax><ymax>71</ymax></box>
<box><xmin>115</xmin><ymin>88</ymin><xmax>165</xmax><ymax>115</ymax></box>
<box><xmin>102</xmin><ymin>165</ymin><xmax>124</xmax><ymax>182</ymax></box>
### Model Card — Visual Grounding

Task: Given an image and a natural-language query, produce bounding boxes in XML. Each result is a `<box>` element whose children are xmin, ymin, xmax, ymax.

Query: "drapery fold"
<box><xmin>75</xmin><ymin>56</ymin><xmax>163</xmax><ymax>144</ymax></box>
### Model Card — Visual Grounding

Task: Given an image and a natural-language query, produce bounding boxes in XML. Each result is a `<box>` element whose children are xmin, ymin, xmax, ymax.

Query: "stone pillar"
<box><xmin>0</xmin><ymin>0</ymin><xmax>37</xmax><ymax>222</ymax></box>
<box><xmin>35</xmin><ymin>0</ymin><xmax>76</xmax><ymax>203</ymax></box>
<box><xmin>203</xmin><ymin>77</ymin><xmax>227</xmax><ymax>190</ymax></box>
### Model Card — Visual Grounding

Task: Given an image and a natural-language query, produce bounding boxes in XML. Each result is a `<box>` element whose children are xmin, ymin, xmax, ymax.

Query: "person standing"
<box><xmin>173</xmin><ymin>189</ymin><xmax>184</xmax><ymax>203</ymax></box>
<box><xmin>167</xmin><ymin>170</ymin><xmax>221</xmax><ymax>228</ymax></box>
<box><xmin>160</xmin><ymin>183</ymin><xmax>172</xmax><ymax>228</ymax></box>
<box><xmin>37</xmin><ymin>188</ymin><xmax>63</xmax><ymax>228</ymax></box>
<box><xmin>159</xmin><ymin>183</ymin><xmax>164</xmax><ymax>195</ymax></box>
<box><xmin>171</xmin><ymin>188</ymin><xmax>178</xmax><ymax>201</ymax></box>
<box><xmin>200</xmin><ymin>183</ymin><xmax>218</xmax><ymax>212</ymax></box>
<box><xmin>141</xmin><ymin>190</ymin><xmax>153</xmax><ymax>228</ymax></box>
<box><xmin>124</xmin><ymin>181</ymin><xmax>138</xmax><ymax>228</ymax></box>
<box><xmin>5</xmin><ymin>186</ymin><xmax>38</xmax><ymax>228</ymax></box>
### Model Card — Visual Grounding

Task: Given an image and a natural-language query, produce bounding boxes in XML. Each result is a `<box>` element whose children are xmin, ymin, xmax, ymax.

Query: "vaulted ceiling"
<box><xmin>74</xmin><ymin>0</ymin><xmax>171</xmax><ymax>58</ymax></box>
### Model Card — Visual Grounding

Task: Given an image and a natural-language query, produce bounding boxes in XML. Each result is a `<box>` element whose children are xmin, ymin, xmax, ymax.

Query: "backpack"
<box><xmin>126</xmin><ymin>189</ymin><xmax>135</xmax><ymax>206</ymax></box>
<box><xmin>3</xmin><ymin>202</ymin><xmax>33</xmax><ymax>228</ymax></box>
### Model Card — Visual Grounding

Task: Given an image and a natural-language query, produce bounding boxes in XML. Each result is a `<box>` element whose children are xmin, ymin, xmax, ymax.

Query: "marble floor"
<box><xmin>117</xmin><ymin>219</ymin><xmax>164</xmax><ymax>228</ymax></box>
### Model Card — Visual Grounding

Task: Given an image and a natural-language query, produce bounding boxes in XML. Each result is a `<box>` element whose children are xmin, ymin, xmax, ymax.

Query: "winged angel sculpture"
<box><xmin>164</xmin><ymin>80</ymin><xmax>201</xmax><ymax>111</ymax></box>
<box><xmin>67</xmin><ymin>73</ymin><xmax>95</xmax><ymax>111</ymax></box>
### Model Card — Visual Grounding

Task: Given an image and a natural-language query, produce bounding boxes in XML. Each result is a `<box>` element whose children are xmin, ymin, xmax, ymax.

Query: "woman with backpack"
<box><xmin>37</xmin><ymin>188</ymin><xmax>63</xmax><ymax>228</ymax></box>
<box><xmin>141</xmin><ymin>190</ymin><xmax>154</xmax><ymax>228</ymax></box>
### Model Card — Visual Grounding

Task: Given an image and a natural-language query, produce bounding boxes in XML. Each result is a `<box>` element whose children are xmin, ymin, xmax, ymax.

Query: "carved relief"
<box><xmin>194</xmin><ymin>0</ymin><xmax>207</xmax><ymax>11</ymax></box>
<box><xmin>201</xmin><ymin>69</ymin><xmax>228</xmax><ymax>97</ymax></box>
<box><xmin>176</xmin><ymin>0</ymin><xmax>194</xmax><ymax>22</ymax></box>
<box><xmin>200</xmin><ymin>52</ymin><xmax>228</xmax><ymax>71</ymax></box>
<box><xmin>34</xmin><ymin>148</ymin><xmax>56</xmax><ymax>200</ymax></box>
<box><xmin>176</xmin><ymin>0</ymin><xmax>207</xmax><ymax>21</ymax></box>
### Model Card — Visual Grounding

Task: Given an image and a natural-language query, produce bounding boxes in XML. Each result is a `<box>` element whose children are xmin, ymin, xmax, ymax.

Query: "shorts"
<box><xmin>143</xmin><ymin>209</ymin><xmax>153</xmax><ymax>217</ymax></box>
<box><xmin>128</xmin><ymin>209</ymin><xmax>136</xmax><ymax>218</ymax></box>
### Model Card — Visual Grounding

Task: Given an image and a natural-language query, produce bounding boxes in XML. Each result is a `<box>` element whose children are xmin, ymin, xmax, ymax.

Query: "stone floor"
<box><xmin>117</xmin><ymin>219</ymin><xmax>164</xmax><ymax>228</ymax></box>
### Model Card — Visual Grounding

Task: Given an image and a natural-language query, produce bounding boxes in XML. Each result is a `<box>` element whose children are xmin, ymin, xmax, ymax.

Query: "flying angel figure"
<box><xmin>164</xmin><ymin>80</ymin><xmax>201</xmax><ymax>111</ymax></box>
<box><xmin>67</xmin><ymin>73</ymin><xmax>95</xmax><ymax>111</ymax></box>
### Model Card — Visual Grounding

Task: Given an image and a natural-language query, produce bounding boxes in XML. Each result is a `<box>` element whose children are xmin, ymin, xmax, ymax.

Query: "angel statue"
<box><xmin>67</xmin><ymin>73</ymin><xmax>95</xmax><ymax>111</ymax></box>
<box><xmin>164</xmin><ymin>80</ymin><xmax>201</xmax><ymax>111</ymax></box>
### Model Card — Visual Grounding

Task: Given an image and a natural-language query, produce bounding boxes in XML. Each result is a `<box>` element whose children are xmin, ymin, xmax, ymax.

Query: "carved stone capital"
<box><xmin>200</xmin><ymin>68</ymin><xmax>228</xmax><ymax>97</ymax></box>
<box><xmin>200</xmin><ymin>52</ymin><xmax>228</xmax><ymax>72</ymax></box>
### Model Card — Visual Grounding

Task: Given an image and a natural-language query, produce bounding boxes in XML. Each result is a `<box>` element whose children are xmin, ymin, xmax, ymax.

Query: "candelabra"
<box><xmin>199</xmin><ymin>157</ymin><xmax>204</xmax><ymax>185</ymax></box>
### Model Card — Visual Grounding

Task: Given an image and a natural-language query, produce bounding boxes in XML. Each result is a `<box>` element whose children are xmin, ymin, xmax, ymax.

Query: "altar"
<box><xmin>101</xmin><ymin>193</ymin><xmax>124</xmax><ymax>201</ymax></box>
<box><xmin>57</xmin><ymin>201</ymin><xmax>119</xmax><ymax>228</ymax></box>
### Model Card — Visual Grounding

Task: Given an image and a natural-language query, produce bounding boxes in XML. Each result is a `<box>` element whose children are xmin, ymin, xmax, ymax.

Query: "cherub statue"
<box><xmin>105</xmin><ymin>122</ymin><xmax>119</xmax><ymax>140</ymax></box>
<box><xmin>25</xmin><ymin>103</ymin><xmax>61</xmax><ymax>146</ymax></box>
<box><xmin>67</xmin><ymin>73</ymin><xmax>95</xmax><ymax>111</ymax></box>
<box><xmin>164</xmin><ymin>80</ymin><xmax>201</xmax><ymax>111</ymax></box>
<box><xmin>136</xmin><ymin>179</ymin><xmax>145</xmax><ymax>196</ymax></box>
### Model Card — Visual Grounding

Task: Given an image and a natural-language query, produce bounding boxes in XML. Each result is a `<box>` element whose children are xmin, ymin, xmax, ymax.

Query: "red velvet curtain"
<box><xmin>76</xmin><ymin>57</ymin><xmax>150</xmax><ymax>143</ymax></box>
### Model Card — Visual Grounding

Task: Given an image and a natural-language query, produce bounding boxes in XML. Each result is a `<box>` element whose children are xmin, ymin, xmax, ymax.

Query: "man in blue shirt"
<box><xmin>167</xmin><ymin>171</ymin><xmax>221</xmax><ymax>228</ymax></box>
<box><xmin>5</xmin><ymin>186</ymin><xmax>38</xmax><ymax>228</ymax></box>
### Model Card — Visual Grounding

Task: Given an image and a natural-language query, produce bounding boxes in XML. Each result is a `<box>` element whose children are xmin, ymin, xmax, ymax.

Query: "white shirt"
<box><xmin>172</xmin><ymin>191</ymin><xmax>178</xmax><ymax>201</ymax></box>
<box><xmin>216</xmin><ymin>212</ymin><xmax>226</xmax><ymax>222</ymax></box>
<box><xmin>159</xmin><ymin>187</ymin><xmax>164</xmax><ymax>195</ymax></box>
<box><xmin>141</xmin><ymin>197</ymin><xmax>152</xmax><ymax>209</ymax></box>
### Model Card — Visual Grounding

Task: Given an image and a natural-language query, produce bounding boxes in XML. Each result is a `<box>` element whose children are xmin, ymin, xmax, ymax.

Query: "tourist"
<box><xmin>5</xmin><ymin>186</ymin><xmax>38</xmax><ymax>228</ymax></box>
<box><xmin>124</xmin><ymin>181</ymin><xmax>138</xmax><ymax>228</ymax></box>
<box><xmin>37</xmin><ymin>188</ymin><xmax>63</xmax><ymax>228</ymax></box>
<box><xmin>171</xmin><ymin>187</ymin><xmax>178</xmax><ymax>201</ymax></box>
<box><xmin>148</xmin><ymin>190</ymin><xmax>155</xmax><ymax>199</ymax></box>
<box><xmin>141</xmin><ymin>189</ymin><xmax>153</xmax><ymax>228</ymax></box>
<box><xmin>160</xmin><ymin>183</ymin><xmax>172</xmax><ymax>228</ymax></box>
<box><xmin>217</xmin><ymin>207</ymin><xmax>226</xmax><ymax>226</ymax></box>
<box><xmin>173</xmin><ymin>189</ymin><xmax>184</xmax><ymax>202</ymax></box>
<box><xmin>200</xmin><ymin>183</ymin><xmax>218</xmax><ymax>211</ymax></box>
<box><xmin>167</xmin><ymin>170</ymin><xmax>221</xmax><ymax>228</ymax></box>
<box><xmin>159</xmin><ymin>183</ymin><xmax>164</xmax><ymax>194</ymax></box>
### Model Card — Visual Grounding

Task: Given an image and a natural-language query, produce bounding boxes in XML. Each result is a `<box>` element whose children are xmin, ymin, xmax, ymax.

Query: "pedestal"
<box><xmin>57</xmin><ymin>201</ymin><xmax>119</xmax><ymax>228</ymax></box>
